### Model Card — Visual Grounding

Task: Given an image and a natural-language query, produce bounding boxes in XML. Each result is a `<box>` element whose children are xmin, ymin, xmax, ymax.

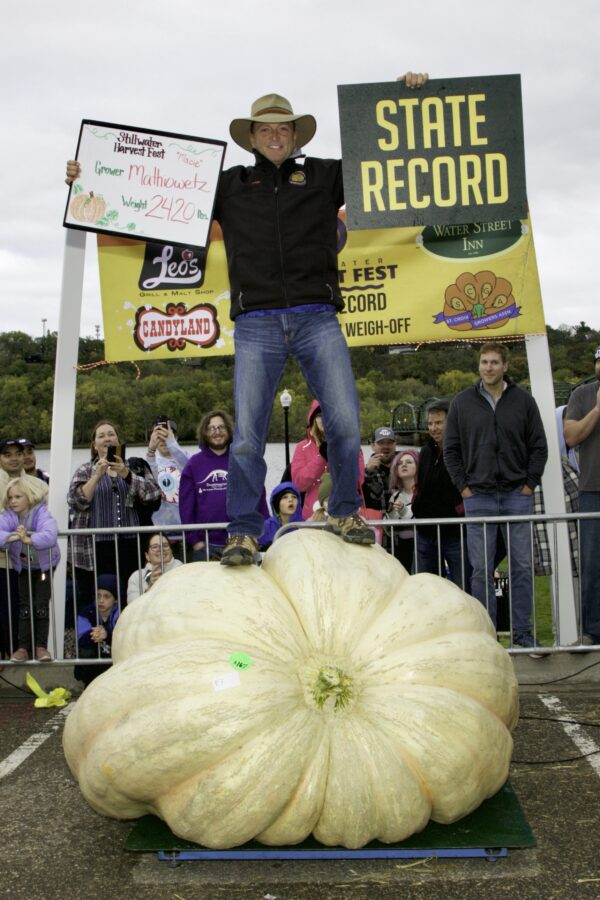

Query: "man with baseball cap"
<box><xmin>363</xmin><ymin>426</ymin><xmax>397</xmax><ymax>517</ymax></box>
<box><xmin>564</xmin><ymin>347</ymin><xmax>600</xmax><ymax>644</ymax></box>
<box><xmin>0</xmin><ymin>439</ymin><xmax>24</xmax><ymax>477</ymax></box>
<box><xmin>18</xmin><ymin>438</ymin><xmax>49</xmax><ymax>484</ymax></box>
<box><xmin>0</xmin><ymin>439</ymin><xmax>30</xmax><ymax>508</ymax></box>
<box><xmin>66</xmin><ymin>72</ymin><xmax>428</xmax><ymax>566</ymax></box>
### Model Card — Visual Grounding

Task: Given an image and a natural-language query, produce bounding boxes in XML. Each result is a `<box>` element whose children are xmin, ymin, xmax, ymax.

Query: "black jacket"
<box><xmin>411</xmin><ymin>437</ymin><xmax>464</xmax><ymax>538</ymax></box>
<box><xmin>214</xmin><ymin>154</ymin><xmax>344</xmax><ymax>319</ymax></box>
<box><xmin>362</xmin><ymin>462</ymin><xmax>392</xmax><ymax>513</ymax></box>
<box><xmin>444</xmin><ymin>379</ymin><xmax>548</xmax><ymax>494</ymax></box>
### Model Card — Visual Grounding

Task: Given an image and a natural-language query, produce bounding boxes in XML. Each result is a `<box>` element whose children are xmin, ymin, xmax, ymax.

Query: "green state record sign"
<box><xmin>338</xmin><ymin>75</ymin><xmax>527</xmax><ymax>230</ymax></box>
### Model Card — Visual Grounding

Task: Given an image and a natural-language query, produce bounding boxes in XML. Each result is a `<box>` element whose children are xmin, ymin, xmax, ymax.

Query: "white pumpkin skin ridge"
<box><xmin>63</xmin><ymin>529</ymin><xmax>519</xmax><ymax>849</ymax></box>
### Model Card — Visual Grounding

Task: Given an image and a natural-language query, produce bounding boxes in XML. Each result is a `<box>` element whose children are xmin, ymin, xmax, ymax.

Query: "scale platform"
<box><xmin>125</xmin><ymin>781</ymin><xmax>534</xmax><ymax>862</ymax></box>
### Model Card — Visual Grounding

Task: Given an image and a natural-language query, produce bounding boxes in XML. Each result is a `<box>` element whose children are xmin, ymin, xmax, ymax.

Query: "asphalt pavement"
<box><xmin>1</xmin><ymin>656</ymin><xmax>600</xmax><ymax>900</ymax></box>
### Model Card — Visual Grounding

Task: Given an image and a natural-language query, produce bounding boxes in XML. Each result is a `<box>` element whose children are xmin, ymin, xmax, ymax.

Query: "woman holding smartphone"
<box><xmin>67</xmin><ymin>420</ymin><xmax>161</xmax><ymax>611</ymax></box>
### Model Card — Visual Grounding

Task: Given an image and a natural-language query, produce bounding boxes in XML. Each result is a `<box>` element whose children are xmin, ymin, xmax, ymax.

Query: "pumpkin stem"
<box><xmin>311</xmin><ymin>666</ymin><xmax>353</xmax><ymax>711</ymax></box>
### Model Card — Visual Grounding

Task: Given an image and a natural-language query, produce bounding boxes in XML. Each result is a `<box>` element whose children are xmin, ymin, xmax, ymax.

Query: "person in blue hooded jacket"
<box><xmin>259</xmin><ymin>482</ymin><xmax>304</xmax><ymax>551</ymax></box>
<box><xmin>75</xmin><ymin>573</ymin><xmax>121</xmax><ymax>687</ymax></box>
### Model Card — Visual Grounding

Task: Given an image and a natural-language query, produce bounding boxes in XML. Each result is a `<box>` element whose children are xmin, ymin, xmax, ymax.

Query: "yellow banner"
<box><xmin>99</xmin><ymin>213</ymin><xmax>545</xmax><ymax>361</ymax></box>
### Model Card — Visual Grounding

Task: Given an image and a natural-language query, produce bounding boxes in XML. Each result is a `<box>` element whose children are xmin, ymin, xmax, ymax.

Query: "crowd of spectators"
<box><xmin>1</xmin><ymin>340</ymin><xmax>595</xmax><ymax>678</ymax></box>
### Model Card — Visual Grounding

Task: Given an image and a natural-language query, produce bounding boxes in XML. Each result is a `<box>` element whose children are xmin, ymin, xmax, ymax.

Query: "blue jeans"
<box><xmin>191</xmin><ymin>543</ymin><xmax>225</xmax><ymax>562</ymax></box>
<box><xmin>415</xmin><ymin>530</ymin><xmax>472</xmax><ymax>593</ymax></box>
<box><xmin>463</xmin><ymin>489</ymin><xmax>534</xmax><ymax>635</ymax></box>
<box><xmin>228</xmin><ymin>309</ymin><xmax>362</xmax><ymax>537</ymax></box>
<box><xmin>579</xmin><ymin>491</ymin><xmax>600</xmax><ymax>639</ymax></box>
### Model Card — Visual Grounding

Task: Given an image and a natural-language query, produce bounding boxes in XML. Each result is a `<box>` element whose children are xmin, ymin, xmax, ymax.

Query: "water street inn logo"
<box><xmin>419</xmin><ymin>219</ymin><xmax>525</xmax><ymax>334</ymax></box>
<box><xmin>419</xmin><ymin>219</ymin><xmax>524</xmax><ymax>261</ymax></box>
<box><xmin>134</xmin><ymin>302</ymin><xmax>220</xmax><ymax>352</ymax></box>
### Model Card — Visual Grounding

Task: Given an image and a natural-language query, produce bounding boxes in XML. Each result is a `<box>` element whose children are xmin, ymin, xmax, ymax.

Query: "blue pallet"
<box><xmin>157</xmin><ymin>846</ymin><xmax>508</xmax><ymax>861</ymax></box>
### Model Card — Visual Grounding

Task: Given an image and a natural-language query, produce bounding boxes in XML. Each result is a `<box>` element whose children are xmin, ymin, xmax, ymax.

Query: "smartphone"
<box><xmin>107</xmin><ymin>443</ymin><xmax>125</xmax><ymax>461</ymax></box>
<box><xmin>156</xmin><ymin>417</ymin><xmax>169</xmax><ymax>429</ymax></box>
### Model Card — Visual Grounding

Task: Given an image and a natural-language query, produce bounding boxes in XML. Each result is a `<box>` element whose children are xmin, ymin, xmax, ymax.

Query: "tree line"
<box><xmin>2</xmin><ymin>321</ymin><xmax>598</xmax><ymax>446</ymax></box>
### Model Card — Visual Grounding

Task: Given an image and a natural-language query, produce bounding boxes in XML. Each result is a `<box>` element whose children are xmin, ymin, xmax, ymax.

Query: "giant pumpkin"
<box><xmin>63</xmin><ymin>529</ymin><xmax>518</xmax><ymax>849</ymax></box>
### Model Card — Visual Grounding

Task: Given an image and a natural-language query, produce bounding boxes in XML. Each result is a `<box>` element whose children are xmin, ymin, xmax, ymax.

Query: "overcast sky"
<box><xmin>1</xmin><ymin>0</ymin><xmax>599</xmax><ymax>340</ymax></box>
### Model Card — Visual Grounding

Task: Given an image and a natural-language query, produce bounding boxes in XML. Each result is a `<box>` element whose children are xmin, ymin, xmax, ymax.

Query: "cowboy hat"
<box><xmin>229</xmin><ymin>93</ymin><xmax>317</xmax><ymax>153</ymax></box>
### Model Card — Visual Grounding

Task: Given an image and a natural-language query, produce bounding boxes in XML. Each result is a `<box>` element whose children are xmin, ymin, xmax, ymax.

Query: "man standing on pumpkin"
<box><xmin>66</xmin><ymin>72</ymin><xmax>428</xmax><ymax>565</ymax></box>
<box><xmin>215</xmin><ymin>73</ymin><xmax>427</xmax><ymax>564</ymax></box>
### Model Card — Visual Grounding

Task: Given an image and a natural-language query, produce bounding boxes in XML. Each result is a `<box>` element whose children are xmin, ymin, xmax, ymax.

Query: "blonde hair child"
<box><xmin>0</xmin><ymin>477</ymin><xmax>60</xmax><ymax>662</ymax></box>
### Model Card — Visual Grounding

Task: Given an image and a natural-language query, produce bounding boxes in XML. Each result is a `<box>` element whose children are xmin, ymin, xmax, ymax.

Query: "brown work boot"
<box><xmin>220</xmin><ymin>534</ymin><xmax>260</xmax><ymax>567</ymax></box>
<box><xmin>325</xmin><ymin>513</ymin><xmax>376</xmax><ymax>545</ymax></box>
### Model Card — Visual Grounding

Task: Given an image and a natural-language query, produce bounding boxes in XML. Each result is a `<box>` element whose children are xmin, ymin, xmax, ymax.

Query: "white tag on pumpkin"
<box><xmin>212</xmin><ymin>672</ymin><xmax>241</xmax><ymax>692</ymax></box>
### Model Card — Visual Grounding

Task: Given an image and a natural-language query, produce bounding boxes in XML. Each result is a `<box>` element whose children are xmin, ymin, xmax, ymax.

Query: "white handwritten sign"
<box><xmin>64</xmin><ymin>119</ymin><xmax>226</xmax><ymax>250</ymax></box>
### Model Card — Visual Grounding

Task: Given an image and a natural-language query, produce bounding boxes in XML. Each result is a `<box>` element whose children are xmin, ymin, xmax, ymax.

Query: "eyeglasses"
<box><xmin>148</xmin><ymin>543</ymin><xmax>171</xmax><ymax>552</ymax></box>
<box><xmin>207</xmin><ymin>425</ymin><xmax>227</xmax><ymax>434</ymax></box>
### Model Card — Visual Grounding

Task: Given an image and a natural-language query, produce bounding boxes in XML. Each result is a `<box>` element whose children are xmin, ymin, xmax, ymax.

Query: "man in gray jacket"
<box><xmin>564</xmin><ymin>347</ymin><xmax>600</xmax><ymax>644</ymax></box>
<box><xmin>444</xmin><ymin>342</ymin><xmax>548</xmax><ymax>651</ymax></box>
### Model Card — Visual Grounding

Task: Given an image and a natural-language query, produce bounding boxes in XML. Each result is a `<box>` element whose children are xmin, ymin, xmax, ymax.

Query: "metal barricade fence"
<box><xmin>0</xmin><ymin>512</ymin><xmax>597</xmax><ymax>669</ymax></box>
<box><xmin>0</xmin><ymin>523</ymin><xmax>228</xmax><ymax>670</ymax></box>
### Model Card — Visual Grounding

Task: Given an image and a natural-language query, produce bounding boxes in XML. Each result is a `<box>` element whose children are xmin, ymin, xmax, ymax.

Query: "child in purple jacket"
<box><xmin>0</xmin><ymin>477</ymin><xmax>60</xmax><ymax>662</ymax></box>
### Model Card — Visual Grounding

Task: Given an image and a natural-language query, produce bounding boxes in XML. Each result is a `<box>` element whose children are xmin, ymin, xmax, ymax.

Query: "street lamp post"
<box><xmin>279</xmin><ymin>388</ymin><xmax>292</xmax><ymax>471</ymax></box>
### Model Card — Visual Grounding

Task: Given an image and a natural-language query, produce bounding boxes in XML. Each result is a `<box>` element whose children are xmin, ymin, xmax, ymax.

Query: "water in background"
<box><xmin>35</xmin><ymin>443</ymin><xmax>375</xmax><ymax>508</ymax></box>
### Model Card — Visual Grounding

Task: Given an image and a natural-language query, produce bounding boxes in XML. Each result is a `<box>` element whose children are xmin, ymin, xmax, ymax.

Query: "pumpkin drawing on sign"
<box><xmin>69</xmin><ymin>191</ymin><xmax>107</xmax><ymax>224</ymax></box>
<box><xmin>443</xmin><ymin>271</ymin><xmax>516</xmax><ymax>331</ymax></box>
<box><xmin>63</xmin><ymin>529</ymin><xmax>518</xmax><ymax>850</ymax></box>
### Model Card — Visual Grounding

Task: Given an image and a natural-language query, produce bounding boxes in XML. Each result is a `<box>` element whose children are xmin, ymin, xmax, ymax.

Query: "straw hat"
<box><xmin>229</xmin><ymin>93</ymin><xmax>317</xmax><ymax>153</ymax></box>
